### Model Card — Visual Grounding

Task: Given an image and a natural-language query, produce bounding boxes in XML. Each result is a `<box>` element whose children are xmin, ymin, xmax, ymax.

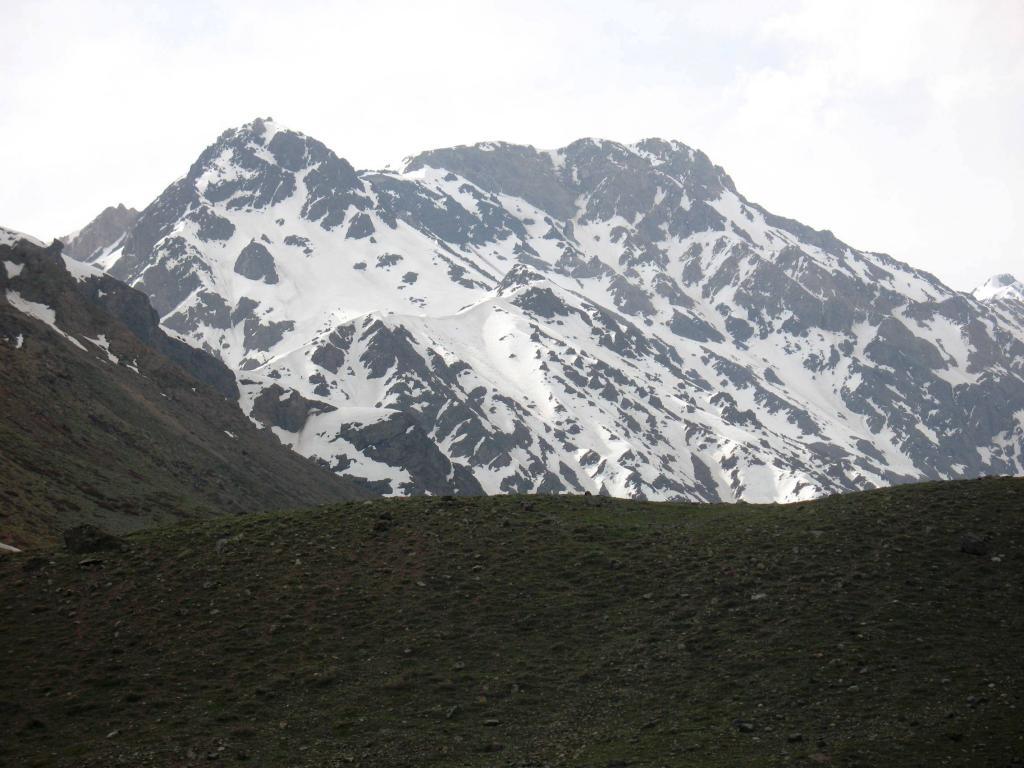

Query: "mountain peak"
<box><xmin>187</xmin><ymin>117</ymin><xmax>359</xmax><ymax>187</ymax></box>
<box><xmin>973</xmin><ymin>273</ymin><xmax>1024</xmax><ymax>303</ymax></box>
<box><xmin>222</xmin><ymin>116</ymin><xmax>287</xmax><ymax>143</ymax></box>
<box><xmin>62</xmin><ymin>204</ymin><xmax>140</xmax><ymax>262</ymax></box>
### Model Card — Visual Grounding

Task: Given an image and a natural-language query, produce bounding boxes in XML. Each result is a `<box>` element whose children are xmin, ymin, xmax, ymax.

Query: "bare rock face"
<box><xmin>62</xmin><ymin>204</ymin><xmax>140</xmax><ymax>262</ymax></box>
<box><xmin>233</xmin><ymin>240</ymin><xmax>279</xmax><ymax>284</ymax></box>
<box><xmin>251</xmin><ymin>384</ymin><xmax>335</xmax><ymax>432</ymax></box>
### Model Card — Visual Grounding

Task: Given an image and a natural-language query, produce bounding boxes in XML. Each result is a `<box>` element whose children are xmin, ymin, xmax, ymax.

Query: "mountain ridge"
<box><xmin>69</xmin><ymin>118</ymin><xmax>1024</xmax><ymax>501</ymax></box>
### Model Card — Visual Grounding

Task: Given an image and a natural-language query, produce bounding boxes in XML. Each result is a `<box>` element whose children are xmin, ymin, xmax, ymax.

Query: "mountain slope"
<box><xmin>81</xmin><ymin>119</ymin><xmax>1024</xmax><ymax>501</ymax></box>
<box><xmin>0</xmin><ymin>232</ymin><xmax>366</xmax><ymax>549</ymax></box>
<box><xmin>1</xmin><ymin>477</ymin><xmax>1021</xmax><ymax>766</ymax></box>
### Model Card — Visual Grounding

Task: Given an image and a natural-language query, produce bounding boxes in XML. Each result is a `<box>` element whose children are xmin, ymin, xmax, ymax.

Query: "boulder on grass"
<box><xmin>960</xmin><ymin>533</ymin><xmax>989</xmax><ymax>557</ymax></box>
<box><xmin>63</xmin><ymin>525</ymin><xmax>125</xmax><ymax>554</ymax></box>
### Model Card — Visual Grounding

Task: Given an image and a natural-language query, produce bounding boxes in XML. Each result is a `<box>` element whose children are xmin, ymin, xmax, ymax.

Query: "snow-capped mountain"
<box><xmin>76</xmin><ymin>118</ymin><xmax>1024</xmax><ymax>501</ymax></box>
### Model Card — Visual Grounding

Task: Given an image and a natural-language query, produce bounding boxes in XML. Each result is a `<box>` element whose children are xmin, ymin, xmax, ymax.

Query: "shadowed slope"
<box><xmin>0</xmin><ymin>235</ymin><xmax>367</xmax><ymax>548</ymax></box>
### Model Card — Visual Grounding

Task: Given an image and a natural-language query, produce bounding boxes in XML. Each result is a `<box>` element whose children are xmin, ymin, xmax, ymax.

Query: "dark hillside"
<box><xmin>0</xmin><ymin>236</ymin><xmax>366</xmax><ymax>549</ymax></box>
<box><xmin>1</xmin><ymin>477</ymin><xmax>1021</xmax><ymax>766</ymax></box>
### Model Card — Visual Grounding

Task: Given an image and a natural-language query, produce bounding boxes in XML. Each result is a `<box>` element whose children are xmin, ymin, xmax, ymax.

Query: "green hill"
<box><xmin>1</xmin><ymin>477</ymin><xmax>1022</xmax><ymax>766</ymax></box>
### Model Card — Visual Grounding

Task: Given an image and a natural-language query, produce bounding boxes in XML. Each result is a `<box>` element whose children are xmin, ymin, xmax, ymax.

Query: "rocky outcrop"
<box><xmin>62</xmin><ymin>204</ymin><xmax>139</xmax><ymax>262</ymax></box>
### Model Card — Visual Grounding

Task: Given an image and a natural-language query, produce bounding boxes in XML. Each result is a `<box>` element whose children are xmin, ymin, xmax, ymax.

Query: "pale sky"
<box><xmin>2</xmin><ymin>0</ymin><xmax>1021</xmax><ymax>290</ymax></box>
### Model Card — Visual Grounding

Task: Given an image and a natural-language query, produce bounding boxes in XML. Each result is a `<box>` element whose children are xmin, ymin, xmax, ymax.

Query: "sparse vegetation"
<box><xmin>1</xmin><ymin>477</ymin><xmax>1021</xmax><ymax>766</ymax></box>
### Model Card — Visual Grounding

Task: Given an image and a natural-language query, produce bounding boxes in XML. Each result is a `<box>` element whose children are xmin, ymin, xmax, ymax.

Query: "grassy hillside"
<box><xmin>0</xmin><ymin>238</ymin><xmax>366</xmax><ymax>549</ymax></box>
<box><xmin>1</xmin><ymin>477</ymin><xmax>1021</xmax><ymax>767</ymax></box>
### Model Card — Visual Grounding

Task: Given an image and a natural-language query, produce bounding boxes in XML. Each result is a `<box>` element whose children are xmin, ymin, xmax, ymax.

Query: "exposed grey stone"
<box><xmin>233</xmin><ymin>240</ymin><xmax>279</xmax><ymax>284</ymax></box>
<box><xmin>242</xmin><ymin>316</ymin><xmax>294</xmax><ymax>352</ymax></box>
<box><xmin>187</xmin><ymin>207</ymin><xmax>235</xmax><ymax>243</ymax></box>
<box><xmin>346</xmin><ymin>213</ymin><xmax>375</xmax><ymax>239</ymax></box>
<box><xmin>337</xmin><ymin>410</ymin><xmax>483</xmax><ymax>496</ymax></box>
<box><xmin>251</xmin><ymin>384</ymin><xmax>336</xmax><ymax>432</ymax></box>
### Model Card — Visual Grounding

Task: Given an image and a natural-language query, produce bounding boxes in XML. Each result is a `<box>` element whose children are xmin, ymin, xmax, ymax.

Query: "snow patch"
<box><xmin>6</xmin><ymin>290</ymin><xmax>87</xmax><ymax>350</ymax></box>
<box><xmin>0</xmin><ymin>227</ymin><xmax>44</xmax><ymax>248</ymax></box>
<box><xmin>84</xmin><ymin>334</ymin><xmax>118</xmax><ymax>364</ymax></box>
<box><xmin>62</xmin><ymin>255</ymin><xmax>102</xmax><ymax>283</ymax></box>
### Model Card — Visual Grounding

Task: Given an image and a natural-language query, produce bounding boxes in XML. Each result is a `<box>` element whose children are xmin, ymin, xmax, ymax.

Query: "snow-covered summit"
<box><xmin>973</xmin><ymin>273</ymin><xmax>1024</xmax><ymax>303</ymax></box>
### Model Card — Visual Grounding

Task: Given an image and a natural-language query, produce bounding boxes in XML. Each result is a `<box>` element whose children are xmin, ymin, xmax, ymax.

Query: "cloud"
<box><xmin>1</xmin><ymin>0</ymin><xmax>1020</xmax><ymax>289</ymax></box>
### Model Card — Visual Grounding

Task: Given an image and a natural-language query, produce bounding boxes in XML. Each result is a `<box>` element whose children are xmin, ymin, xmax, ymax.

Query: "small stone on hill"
<box><xmin>960</xmin><ymin>533</ymin><xmax>989</xmax><ymax>556</ymax></box>
<box><xmin>63</xmin><ymin>525</ymin><xmax>124</xmax><ymax>554</ymax></box>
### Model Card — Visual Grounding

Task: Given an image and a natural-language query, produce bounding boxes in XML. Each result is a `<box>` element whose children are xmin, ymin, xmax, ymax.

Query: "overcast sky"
<box><xmin>2</xmin><ymin>0</ymin><xmax>1021</xmax><ymax>290</ymax></box>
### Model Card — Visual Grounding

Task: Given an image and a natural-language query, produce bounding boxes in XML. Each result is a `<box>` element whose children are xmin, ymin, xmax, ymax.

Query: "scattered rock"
<box><xmin>960</xmin><ymin>533</ymin><xmax>989</xmax><ymax>556</ymax></box>
<box><xmin>733</xmin><ymin>719</ymin><xmax>756</xmax><ymax>733</ymax></box>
